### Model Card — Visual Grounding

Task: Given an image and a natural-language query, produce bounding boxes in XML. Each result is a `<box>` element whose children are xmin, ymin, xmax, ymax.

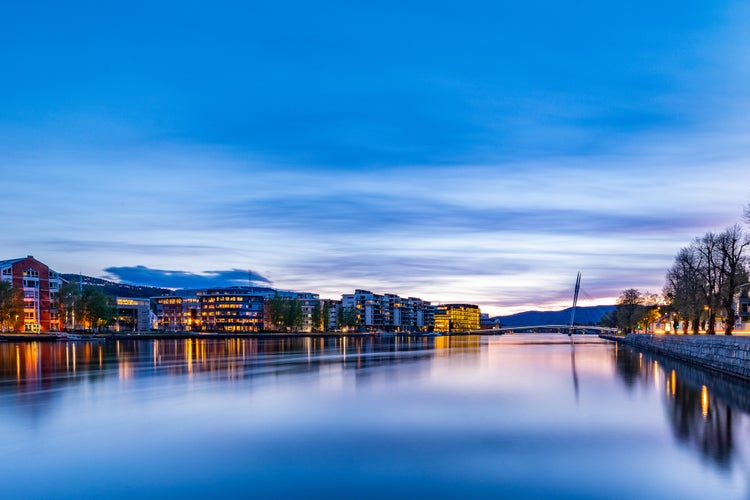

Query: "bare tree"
<box><xmin>690</xmin><ymin>232</ymin><xmax>722</xmax><ymax>334</ymax></box>
<box><xmin>716</xmin><ymin>225</ymin><xmax>749</xmax><ymax>335</ymax></box>
<box><xmin>616</xmin><ymin>289</ymin><xmax>647</xmax><ymax>333</ymax></box>
<box><xmin>665</xmin><ymin>247</ymin><xmax>706</xmax><ymax>334</ymax></box>
<box><xmin>666</xmin><ymin>226</ymin><xmax>749</xmax><ymax>335</ymax></box>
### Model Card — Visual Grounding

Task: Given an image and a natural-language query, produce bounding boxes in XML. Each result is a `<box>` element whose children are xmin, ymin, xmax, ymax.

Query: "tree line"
<box><xmin>600</xmin><ymin>289</ymin><xmax>661</xmax><ymax>334</ymax></box>
<box><xmin>664</xmin><ymin>224</ymin><xmax>748</xmax><ymax>335</ymax></box>
<box><xmin>266</xmin><ymin>296</ymin><xmax>357</xmax><ymax>332</ymax></box>
<box><xmin>604</xmin><ymin>223</ymin><xmax>749</xmax><ymax>336</ymax></box>
<box><xmin>60</xmin><ymin>283</ymin><xmax>114</xmax><ymax>331</ymax></box>
<box><xmin>266</xmin><ymin>294</ymin><xmax>305</xmax><ymax>332</ymax></box>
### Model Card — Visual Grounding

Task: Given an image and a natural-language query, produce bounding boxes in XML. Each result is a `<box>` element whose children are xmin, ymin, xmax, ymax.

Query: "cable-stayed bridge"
<box><xmin>472</xmin><ymin>272</ymin><xmax>618</xmax><ymax>335</ymax></box>
<box><xmin>490</xmin><ymin>324</ymin><xmax>618</xmax><ymax>334</ymax></box>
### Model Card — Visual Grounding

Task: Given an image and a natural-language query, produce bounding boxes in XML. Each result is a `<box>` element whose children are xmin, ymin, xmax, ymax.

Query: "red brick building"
<box><xmin>0</xmin><ymin>256</ymin><xmax>63</xmax><ymax>332</ymax></box>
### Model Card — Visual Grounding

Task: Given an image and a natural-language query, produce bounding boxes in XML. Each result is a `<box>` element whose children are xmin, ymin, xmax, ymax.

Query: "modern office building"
<box><xmin>152</xmin><ymin>294</ymin><xmax>201</xmax><ymax>332</ymax></box>
<box><xmin>153</xmin><ymin>287</ymin><xmax>321</xmax><ymax>333</ymax></box>
<box><xmin>0</xmin><ymin>255</ymin><xmax>63</xmax><ymax>332</ymax></box>
<box><xmin>114</xmin><ymin>297</ymin><xmax>151</xmax><ymax>332</ymax></box>
<box><xmin>200</xmin><ymin>290</ymin><xmax>264</xmax><ymax>332</ymax></box>
<box><xmin>434</xmin><ymin>304</ymin><xmax>481</xmax><ymax>333</ymax></box>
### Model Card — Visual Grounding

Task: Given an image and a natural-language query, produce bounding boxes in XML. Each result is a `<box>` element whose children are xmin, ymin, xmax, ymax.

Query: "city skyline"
<box><xmin>3</xmin><ymin>1</ymin><xmax>750</xmax><ymax>315</ymax></box>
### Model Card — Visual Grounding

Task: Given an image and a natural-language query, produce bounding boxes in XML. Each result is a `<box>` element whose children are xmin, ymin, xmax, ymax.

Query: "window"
<box><xmin>1</xmin><ymin>268</ymin><xmax>11</xmax><ymax>276</ymax></box>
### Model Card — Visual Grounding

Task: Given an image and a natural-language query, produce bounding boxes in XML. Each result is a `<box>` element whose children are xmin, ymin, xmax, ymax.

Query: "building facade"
<box><xmin>153</xmin><ymin>294</ymin><xmax>201</xmax><ymax>332</ymax></box>
<box><xmin>434</xmin><ymin>304</ymin><xmax>481</xmax><ymax>333</ymax></box>
<box><xmin>113</xmin><ymin>297</ymin><xmax>151</xmax><ymax>332</ymax></box>
<box><xmin>0</xmin><ymin>256</ymin><xmax>63</xmax><ymax>332</ymax></box>
<box><xmin>348</xmin><ymin>289</ymin><xmax>434</xmax><ymax>332</ymax></box>
<box><xmin>480</xmin><ymin>313</ymin><xmax>500</xmax><ymax>330</ymax></box>
<box><xmin>200</xmin><ymin>290</ymin><xmax>264</xmax><ymax>332</ymax></box>
<box><xmin>322</xmin><ymin>299</ymin><xmax>340</xmax><ymax>331</ymax></box>
<box><xmin>297</xmin><ymin>292</ymin><xmax>321</xmax><ymax>332</ymax></box>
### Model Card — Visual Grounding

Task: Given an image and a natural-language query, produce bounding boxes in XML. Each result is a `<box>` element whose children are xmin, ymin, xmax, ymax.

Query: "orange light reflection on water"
<box><xmin>670</xmin><ymin>370</ymin><xmax>676</xmax><ymax>397</ymax></box>
<box><xmin>701</xmin><ymin>385</ymin><xmax>709</xmax><ymax>418</ymax></box>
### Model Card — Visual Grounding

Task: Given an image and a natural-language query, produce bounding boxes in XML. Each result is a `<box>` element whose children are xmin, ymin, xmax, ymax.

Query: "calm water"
<box><xmin>0</xmin><ymin>334</ymin><xmax>748</xmax><ymax>499</ymax></box>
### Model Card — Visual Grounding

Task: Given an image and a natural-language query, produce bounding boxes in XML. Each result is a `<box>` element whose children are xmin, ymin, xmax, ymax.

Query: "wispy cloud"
<box><xmin>40</xmin><ymin>240</ymin><xmax>226</xmax><ymax>255</ymax></box>
<box><xmin>214</xmin><ymin>193</ymin><xmax>725</xmax><ymax>238</ymax></box>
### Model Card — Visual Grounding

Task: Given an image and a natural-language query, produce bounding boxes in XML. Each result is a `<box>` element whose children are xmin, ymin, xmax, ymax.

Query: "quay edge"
<box><xmin>599</xmin><ymin>333</ymin><xmax>750</xmax><ymax>382</ymax></box>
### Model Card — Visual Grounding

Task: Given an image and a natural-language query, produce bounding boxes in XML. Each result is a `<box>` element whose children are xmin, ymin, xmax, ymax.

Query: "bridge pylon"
<box><xmin>568</xmin><ymin>272</ymin><xmax>581</xmax><ymax>336</ymax></box>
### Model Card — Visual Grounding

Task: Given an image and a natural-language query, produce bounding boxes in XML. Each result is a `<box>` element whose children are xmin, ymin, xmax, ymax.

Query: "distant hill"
<box><xmin>495</xmin><ymin>305</ymin><xmax>616</xmax><ymax>327</ymax></box>
<box><xmin>60</xmin><ymin>274</ymin><xmax>172</xmax><ymax>299</ymax></box>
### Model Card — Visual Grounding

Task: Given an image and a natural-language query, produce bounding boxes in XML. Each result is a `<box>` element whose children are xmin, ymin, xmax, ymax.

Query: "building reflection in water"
<box><xmin>0</xmin><ymin>336</ymin><xmax>439</xmax><ymax>398</ymax></box>
<box><xmin>613</xmin><ymin>343</ymin><xmax>747</xmax><ymax>470</ymax></box>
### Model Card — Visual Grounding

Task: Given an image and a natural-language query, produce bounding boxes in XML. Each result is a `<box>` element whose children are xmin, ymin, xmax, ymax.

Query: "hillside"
<box><xmin>60</xmin><ymin>274</ymin><xmax>172</xmax><ymax>299</ymax></box>
<box><xmin>495</xmin><ymin>305</ymin><xmax>616</xmax><ymax>328</ymax></box>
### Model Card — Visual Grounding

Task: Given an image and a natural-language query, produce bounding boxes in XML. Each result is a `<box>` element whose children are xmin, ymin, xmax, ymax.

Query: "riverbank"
<box><xmin>0</xmin><ymin>332</ymin><xmax>378</xmax><ymax>342</ymax></box>
<box><xmin>599</xmin><ymin>333</ymin><xmax>750</xmax><ymax>381</ymax></box>
<box><xmin>0</xmin><ymin>331</ymin><xmax>492</xmax><ymax>342</ymax></box>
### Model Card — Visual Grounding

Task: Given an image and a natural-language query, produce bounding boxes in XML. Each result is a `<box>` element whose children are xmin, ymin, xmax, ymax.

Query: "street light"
<box><xmin>733</xmin><ymin>283</ymin><xmax>750</xmax><ymax>331</ymax></box>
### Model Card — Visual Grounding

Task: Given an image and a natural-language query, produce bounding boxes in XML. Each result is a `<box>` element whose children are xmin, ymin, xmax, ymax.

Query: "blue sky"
<box><xmin>2</xmin><ymin>0</ymin><xmax>750</xmax><ymax>314</ymax></box>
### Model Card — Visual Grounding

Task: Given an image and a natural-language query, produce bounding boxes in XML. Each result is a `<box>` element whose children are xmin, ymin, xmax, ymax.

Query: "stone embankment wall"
<box><xmin>620</xmin><ymin>334</ymin><xmax>750</xmax><ymax>380</ymax></box>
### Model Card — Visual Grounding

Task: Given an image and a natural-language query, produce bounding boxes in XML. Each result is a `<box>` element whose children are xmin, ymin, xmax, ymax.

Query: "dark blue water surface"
<box><xmin>0</xmin><ymin>334</ymin><xmax>747</xmax><ymax>499</ymax></box>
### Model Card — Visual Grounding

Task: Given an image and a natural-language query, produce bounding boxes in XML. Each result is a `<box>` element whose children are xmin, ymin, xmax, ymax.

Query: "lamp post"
<box><xmin>734</xmin><ymin>283</ymin><xmax>750</xmax><ymax>332</ymax></box>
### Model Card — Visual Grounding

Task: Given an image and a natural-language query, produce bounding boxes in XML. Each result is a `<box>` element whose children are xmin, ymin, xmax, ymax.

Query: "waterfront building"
<box><xmin>153</xmin><ymin>293</ymin><xmax>201</xmax><ymax>332</ymax></box>
<box><xmin>114</xmin><ymin>297</ymin><xmax>151</xmax><ymax>332</ymax></box>
<box><xmin>0</xmin><ymin>255</ymin><xmax>63</xmax><ymax>332</ymax></box>
<box><xmin>338</xmin><ymin>294</ymin><xmax>357</xmax><ymax>331</ymax></box>
<box><xmin>296</xmin><ymin>292</ymin><xmax>321</xmax><ymax>332</ymax></box>
<box><xmin>261</xmin><ymin>290</ymin><xmax>312</xmax><ymax>331</ymax></box>
<box><xmin>152</xmin><ymin>286</ymin><xmax>319</xmax><ymax>333</ymax></box>
<box><xmin>322</xmin><ymin>299</ymin><xmax>340</xmax><ymax>331</ymax></box>
<box><xmin>355</xmin><ymin>290</ymin><xmax>383</xmax><ymax>331</ymax></box>
<box><xmin>434</xmin><ymin>304</ymin><xmax>481</xmax><ymax>333</ymax></box>
<box><xmin>201</xmin><ymin>290</ymin><xmax>264</xmax><ymax>332</ymax></box>
<box><xmin>411</xmin><ymin>298</ymin><xmax>434</xmax><ymax>332</ymax></box>
<box><xmin>348</xmin><ymin>289</ymin><xmax>433</xmax><ymax>332</ymax></box>
<box><xmin>480</xmin><ymin>313</ymin><xmax>500</xmax><ymax>330</ymax></box>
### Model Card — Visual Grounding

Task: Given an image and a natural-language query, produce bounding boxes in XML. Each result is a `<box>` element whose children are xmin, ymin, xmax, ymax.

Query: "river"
<box><xmin>0</xmin><ymin>334</ymin><xmax>747</xmax><ymax>498</ymax></box>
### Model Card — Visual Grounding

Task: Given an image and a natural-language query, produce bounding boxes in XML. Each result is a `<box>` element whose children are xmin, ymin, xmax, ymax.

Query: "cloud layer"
<box><xmin>104</xmin><ymin>266</ymin><xmax>271</xmax><ymax>290</ymax></box>
<box><xmin>1</xmin><ymin>1</ymin><xmax>750</xmax><ymax>313</ymax></box>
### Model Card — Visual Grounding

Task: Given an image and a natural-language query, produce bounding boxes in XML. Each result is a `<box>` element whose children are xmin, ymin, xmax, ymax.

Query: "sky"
<box><xmin>2</xmin><ymin>1</ymin><xmax>750</xmax><ymax>315</ymax></box>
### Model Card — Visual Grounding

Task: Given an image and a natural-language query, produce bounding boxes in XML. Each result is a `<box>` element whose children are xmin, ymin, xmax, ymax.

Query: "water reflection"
<box><xmin>614</xmin><ymin>343</ymin><xmax>750</xmax><ymax>470</ymax></box>
<box><xmin>0</xmin><ymin>336</ymin><xmax>438</xmax><ymax>393</ymax></box>
<box><xmin>569</xmin><ymin>337</ymin><xmax>580</xmax><ymax>401</ymax></box>
<box><xmin>0</xmin><ymin>335</ymin><xmax>748</xmax><ymax>498</ymax></box>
